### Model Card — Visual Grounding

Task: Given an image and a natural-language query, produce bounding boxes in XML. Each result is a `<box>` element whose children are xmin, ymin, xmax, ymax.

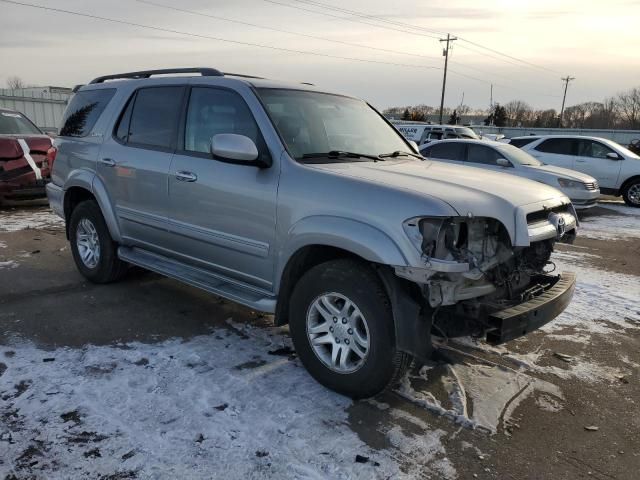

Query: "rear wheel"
<box><xmin>622</xmin><ymin>179</ymin><xmax>640</xmax><ymax>207</ymax></box>
<box><xmin>289</xmin><ymin>259</ymin><xmax>411</xmax><ymax>398</ymax></box>
<box><xmin>69</xmin><ymin>200</ymin><xmax>128</xmax><ymax>283</ymax></box>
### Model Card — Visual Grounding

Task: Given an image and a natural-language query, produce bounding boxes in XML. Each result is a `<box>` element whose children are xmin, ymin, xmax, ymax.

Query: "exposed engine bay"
<box><xmin>396</xmin><ymin>213</ymin><xmax>576</xmax><ymax>308</ymax></box>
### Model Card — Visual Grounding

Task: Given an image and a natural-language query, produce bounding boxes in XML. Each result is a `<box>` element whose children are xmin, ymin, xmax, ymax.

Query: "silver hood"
<box><xmin>312</xmin><ymin>159</ymin><xmax>569</xmax><ymax>212</ymax></box>
<box><xmin>310</xmin><ymin>159</ymin><xmax>574</xmax><ymax>247</ymax></box>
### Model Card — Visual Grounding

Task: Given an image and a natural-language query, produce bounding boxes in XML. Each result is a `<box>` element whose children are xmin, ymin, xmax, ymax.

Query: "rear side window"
<box><xmin>509</xmin><ymin>138</ymin><xmax>537</xmax><ymax>148</ymax></box>
<box><xmin>535</xmin><ymin>138</ymin><xmax>575</xmax><ymax>155</ymax></box>
<box><xmin>59</xmin><ymin>89</ymin><xmax>116</xmax><ymax>137</ymax></box>
<box><xmin>124</xmin><ymin>87</ymin><xmax>184</xmax><ymax>150</ymax></box>
<box><xmin>467</xmin><ymin>144</ymin><xmax>506</xmax><ymax>165</ymax></box>
<box><xmin>427</xmin><ymin>142</ymin><xmax>466</xmax><ymax>160</ymax></box>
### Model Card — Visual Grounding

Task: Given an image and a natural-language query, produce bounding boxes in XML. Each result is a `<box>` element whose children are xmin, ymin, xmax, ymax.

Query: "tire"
<box><xmin>69</xmin><ymin>200</ymin><xmax>128</xmax><ymax>283</ymax></box>
<box><xmin>622</xmin><ymin>179</ymin><xmax>640</xmax><ymax>207</ymax></box>
<box><xmin>289</xmin><ymin>259</ymin><xmax>411</xmax><ymax>398</ymax></box>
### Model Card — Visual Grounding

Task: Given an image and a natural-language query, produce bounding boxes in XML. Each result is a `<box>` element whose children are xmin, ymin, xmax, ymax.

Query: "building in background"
<box><xmin>0</xmin><ymin>86</ymin><xmax>72</xmax><ymax>133</ymax></box>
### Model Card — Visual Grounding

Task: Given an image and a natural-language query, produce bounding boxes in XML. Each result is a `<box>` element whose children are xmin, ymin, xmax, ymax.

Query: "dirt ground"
<box><xmin>1</xmin><ymin>203</ymin><xmax>639</xmax><ymax>479</ymax></box>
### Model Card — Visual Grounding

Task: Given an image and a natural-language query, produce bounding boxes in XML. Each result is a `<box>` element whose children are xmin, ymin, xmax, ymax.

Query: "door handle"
<box><xmin>99</xmin><ymin>158</ymin><xmax>116</xmax><ymax>167</ymax></box>
<box><xmin>175</xmin><ymin>171</ymin><xmax>198</xmax><ymax>182</ymax></box>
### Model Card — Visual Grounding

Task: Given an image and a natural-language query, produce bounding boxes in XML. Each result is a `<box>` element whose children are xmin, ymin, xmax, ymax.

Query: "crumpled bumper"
<box><xmin>485</xmin><ymin>272</ymin><xmax>576</xmax><ymax>344</ymax></box>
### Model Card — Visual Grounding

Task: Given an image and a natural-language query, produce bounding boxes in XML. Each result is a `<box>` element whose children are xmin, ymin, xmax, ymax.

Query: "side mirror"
<box><xmin>210</xmin><ymin>134</ymin><xmax>259</xmax><ymax>162</ymax></box>
<box><xmin>408</xmin><ymin>140</ymin><xmax>419</xmax><ymax>153</ymax></box>
<box><xmin>496</xmin><ymin>158</ymin><xmax>512</xmax><ymax>167</ymax></box>
<box><xmin>606</xmin><ymin>152</ymin><xmax>622</xmax><ymax>160</ymax></box>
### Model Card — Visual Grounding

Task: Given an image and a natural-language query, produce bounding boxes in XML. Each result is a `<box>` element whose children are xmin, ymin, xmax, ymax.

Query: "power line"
<box><xmin>277</xmin><ymin>0</ymin><xmax>562</xmax><ymax>76</ymax></box>
<box><xmin>262</xmin><ymin>0</ymin><xmax>442</xmax><ymax>40</ymax></box>
<box><xmin>0</xmin><ymin>0</ymin><xmax>441</xmax><ymax>71</ymax></box>
<box><xmin>135</xmin><ymin>0</ymin><xmax>442</xmax><ymax>65</ymax></box>
<box><xmin>291</xmin><ymin>0</ymin><xmax>446</xmax><ymax>37</ymax></box>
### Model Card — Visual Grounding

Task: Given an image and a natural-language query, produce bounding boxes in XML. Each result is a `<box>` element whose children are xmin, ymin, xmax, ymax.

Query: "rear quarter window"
<box><xmin>534</xmin><ymin>138</ymin><xmax>575</xmax><ymax>155</ymax></box>
<box><xmin>59</xmin><ymin>89</ymin><xmax>116</xmax><ymax>137</ymax></box>
<box><xmin>509</xmin><ymin>138</ymin><xmax>538</xmax><ymax>148</ymax></box>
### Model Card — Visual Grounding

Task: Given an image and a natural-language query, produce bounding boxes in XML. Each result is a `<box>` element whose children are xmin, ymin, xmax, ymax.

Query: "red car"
<box><xmin>0</xmin><ymin>108</ymin><xmax>53</xmax><ymax>204</ymax></box>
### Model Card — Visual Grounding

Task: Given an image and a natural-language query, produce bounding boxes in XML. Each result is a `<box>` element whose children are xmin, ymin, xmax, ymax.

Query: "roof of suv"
<box><xmin>78</xmin><ymin>67</ymin><xmax>347</xmax><ymax>97</ymax></box>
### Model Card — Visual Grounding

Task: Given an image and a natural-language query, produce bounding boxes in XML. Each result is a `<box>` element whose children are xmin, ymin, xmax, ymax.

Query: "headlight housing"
<box><xmin>557</xmin><ymin>178</ymin><xmax>586</xmax><ymax>189</ymax></box>
<box><xmin>403</xmin><ymin>217</ymin><xmax>468</xmax><ymax>261</ymax></box>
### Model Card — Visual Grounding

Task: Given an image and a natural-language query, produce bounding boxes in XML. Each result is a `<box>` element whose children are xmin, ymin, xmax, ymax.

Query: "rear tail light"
<box><xmin>46</xmin><ymin>146</ymin><xmax>58</xmax><ymax>172</ymax></box>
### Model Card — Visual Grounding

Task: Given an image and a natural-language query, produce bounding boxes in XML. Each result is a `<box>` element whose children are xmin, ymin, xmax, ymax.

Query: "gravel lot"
<box><xmin>1</xmin><ymin>202</ymin><xmax>639</xmax><ymax>479</ymax></box>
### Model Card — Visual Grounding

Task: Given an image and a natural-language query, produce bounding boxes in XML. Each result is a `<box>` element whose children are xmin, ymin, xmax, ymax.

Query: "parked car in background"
<box><xmin>0</xmin><ymin>108</ymin><xmax>52</xmax><ymax>204</ymax></box>
<box><xmin>395</xmin><ymin>123</ymin><xmax>479</xmax><ymax>145</ymax></box>
<box><xmin>48</xmin><ymin>68</ymin><xmax>578</xmax><ymax>398</ymax></box>
<box><xmin>629</xmin><ymin>139</ymin><xmax>640</xmax><ymax>156</ymax></box>
<box><xmin>510</xmin><ymin>135</ymin><xmax>640</xmax><ymax>207</ymax></box>
<box><xmin>419</xmin><ymin>139</ymin><xmax>600</xmax><ymax>209</ymax></box>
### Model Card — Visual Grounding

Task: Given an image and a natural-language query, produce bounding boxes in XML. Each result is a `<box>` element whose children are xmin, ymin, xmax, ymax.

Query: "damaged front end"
<box><xmin>395</xmin><ymin>209</ymin><xmax>577</xmax><ymax>344</ymax></box>
<box><xmin>0</xmin><ymin>136</ymin><xmax>52</xmax><ymax>203</ymax></box>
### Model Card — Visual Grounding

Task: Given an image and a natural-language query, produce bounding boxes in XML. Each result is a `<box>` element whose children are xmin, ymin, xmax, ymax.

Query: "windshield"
<box><xmin>454</xmin><ymin>127</ymin><xmax>479</xmax><ymax>139</ymax></box>
<box><xmin>497</xmin><ymin>143</ymin><xmax>543</xmax><ymax>166</ymax></box>
<box><xmin>0</xmin><ymin>111</ymin><xmax>42</xmax><ymax>135</ymax></box>
<box><xmin>257</xmin><ymin>88</ymin><xmax>410</xmax><ymax>161</ymax></box>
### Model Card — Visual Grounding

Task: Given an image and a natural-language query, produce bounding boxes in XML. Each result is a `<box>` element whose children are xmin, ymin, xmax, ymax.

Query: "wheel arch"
<box><xmin>62</xmin><ymin>172</ymin><xmax>122</xmax><ymax>242</ymax></box>
<box><xmin>620</xmin><ymin>175</ymin><xmax>640</xmax><ymax>196</ymax></box>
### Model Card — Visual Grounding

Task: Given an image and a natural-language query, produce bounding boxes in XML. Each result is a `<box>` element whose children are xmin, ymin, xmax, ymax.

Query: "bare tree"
<box><xmin>616</xmin><ymin>87</ymin><xmax>640</xmax><ymax>129</ymax></box>
<box><xmin>504</xmin><ymin>100</ymin><xmax>533</xmax><ymax>127</ymax></box>
<box><xmin>7</xmin><ymin>76</ymin><xmax>26</xmax><ymax>89</ymax></box>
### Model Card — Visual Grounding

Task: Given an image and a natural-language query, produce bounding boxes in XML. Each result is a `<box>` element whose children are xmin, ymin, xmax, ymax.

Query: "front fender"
<box><xmin>276</xmin><ymin>215</ymin><xmax>409</xmax><ymax>291</ymax></box>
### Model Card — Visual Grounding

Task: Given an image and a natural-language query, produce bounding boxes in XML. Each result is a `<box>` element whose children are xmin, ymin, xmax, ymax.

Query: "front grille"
<box><xmin>584</xmin><ymin>181</ymin><xmax>599</xmax><ymax>191</ymax></box>
<box><xmin>526</xmin><ymin>204</ymin><xmax>571</xmax><ymax>225</ymax></box>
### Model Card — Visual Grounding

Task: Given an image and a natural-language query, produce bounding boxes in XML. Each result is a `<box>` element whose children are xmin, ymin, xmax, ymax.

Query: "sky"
<box><xmin>1</xmin><ymin>0</ymin><xmax>639</xmax><ymax>111</ymax></box>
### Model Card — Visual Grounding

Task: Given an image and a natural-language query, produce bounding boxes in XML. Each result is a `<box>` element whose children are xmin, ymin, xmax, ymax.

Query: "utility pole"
<box><xmin>558</xmin><ymin>76</ymin><xmax>575</xmax><ymax>127</ymax></box>
<box><xmin>490</xmin><ymin>84</ymin><xmax>494</xmax><ymax>125</ymax></box>
<box><xmin>438</xmin><ymin>33</ymin><xmax>457</xmax><ymax>124</ymax></box>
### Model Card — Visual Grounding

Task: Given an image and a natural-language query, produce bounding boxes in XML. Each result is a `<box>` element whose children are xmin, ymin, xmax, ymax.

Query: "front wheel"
<box><xmin>289</xmin><ymin>259</ymin><xmax>411</xmax><ymax>398</ymax></box>
<box><xmin>622</xmin><ymin>179</ymin><xmax>640</xmax><ymax>207</ymax></box>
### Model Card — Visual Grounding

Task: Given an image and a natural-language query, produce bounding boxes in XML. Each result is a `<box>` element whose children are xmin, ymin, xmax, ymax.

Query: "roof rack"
<box><xmin>89</xmin><ymin>68</ymin><xmax>224</xmax><ymax>84</ymax></box>
<box><xmin>223</xmin><ymin>72</ymin><xmax>264</xmax><ymax>80</ymax></box>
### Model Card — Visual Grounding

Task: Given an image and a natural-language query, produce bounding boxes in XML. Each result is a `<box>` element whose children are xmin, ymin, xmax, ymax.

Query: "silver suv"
<box><xmin>47</xmin><ymin>68</ymin><xmax>578</xmax><ymax>398</ymax></box>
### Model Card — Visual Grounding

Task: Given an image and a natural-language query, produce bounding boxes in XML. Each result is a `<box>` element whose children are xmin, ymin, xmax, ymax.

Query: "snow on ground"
<box><xmin>578</xmin><ymin>202</ymin><xmax>640</xmax><ymax>240</ymax></box>
<box><xmin>1</xmin><ymin>202</ymin><xmax>639</xmax><ymax>477</ymax></box>
<box><xmin>0</xmin><ymin>208</ymin><xmax>64</xmax><ymax>232</ymax></box>
<box><xmin>0</xmin><ymin>321</ymin><xmax>455</xmax><ymax>480</ymax></box>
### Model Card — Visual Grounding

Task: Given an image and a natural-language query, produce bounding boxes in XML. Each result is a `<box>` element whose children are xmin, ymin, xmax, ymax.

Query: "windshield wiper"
<box><xmin>301</xmin><ymin>150</ymin><xmax>382</xmax><ymax>161</ymax></box>
<box><xmin>379</xmin><ymin>150</ymin><xmax>424</xmax><ymax>160</ymax></box>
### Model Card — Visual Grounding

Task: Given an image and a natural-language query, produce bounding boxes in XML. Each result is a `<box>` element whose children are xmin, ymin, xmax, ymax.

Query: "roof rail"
<box><xmin>89</xmin><ymin>67</ymin><xmax>224</xmax><ymax>84</ymax></box>
<box><xmin>223</xmin><ymin>72</ymin><xmax>264</xmax><ymax>80</ymax></box>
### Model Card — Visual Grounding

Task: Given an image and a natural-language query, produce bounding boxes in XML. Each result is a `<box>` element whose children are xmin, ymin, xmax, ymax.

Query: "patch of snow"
<box><xmin>0</xmin><ymin>260</ymin><xmax>19</xmax><ymax>270</ymax></box>
<box><xmin>535</xmin><ymin>394</ymin><xmax>563</xmax><ymax>413</ymax></box>
<box><xmin>578</xmin><ymin>211</ymin><xmax>640</xmax><ymax>240</ymax></box>
<box><xmin>597</xmin><ymin>201</ymin><xmax>640</xmax><ymax>216</ymax></box>
<box><xmin>548</xmin><ymin>250</ymin><xmax>640</xmax><ymax>334</ymax></box>
<box><xmin>0</xmin><ymin>325</ymin><xmax>454</xmax><ymax>479</ymax></box>
<box><xmin>0</xmin><ymin>241</ymin><xmax>6</xmax><ymax>248</ymax></box>
<box><xmin>0</xmin><ymin>208</ymin><xmax>64</xmax><ymax>232</ymax></box>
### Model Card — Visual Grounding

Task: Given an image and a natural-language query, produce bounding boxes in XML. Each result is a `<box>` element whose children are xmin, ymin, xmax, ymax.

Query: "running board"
<box><xmin>118</xmin><ymin>246</ymin><xmax>276</xmax><ymax>313</ymax></box>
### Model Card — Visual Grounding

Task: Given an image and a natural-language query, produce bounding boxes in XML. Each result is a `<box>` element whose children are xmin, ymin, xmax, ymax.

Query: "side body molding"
<box><xmin>275</xmin><ymin>215</ymin><xmax>409</xmax><ymax>292</ymax></box>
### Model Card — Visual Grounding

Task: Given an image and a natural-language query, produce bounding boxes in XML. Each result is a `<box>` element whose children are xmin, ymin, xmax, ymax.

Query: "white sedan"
<box><xmin>419</xmin><ymin>139</ymin><xmax>600</xmax><ymax>209</ymax></box>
